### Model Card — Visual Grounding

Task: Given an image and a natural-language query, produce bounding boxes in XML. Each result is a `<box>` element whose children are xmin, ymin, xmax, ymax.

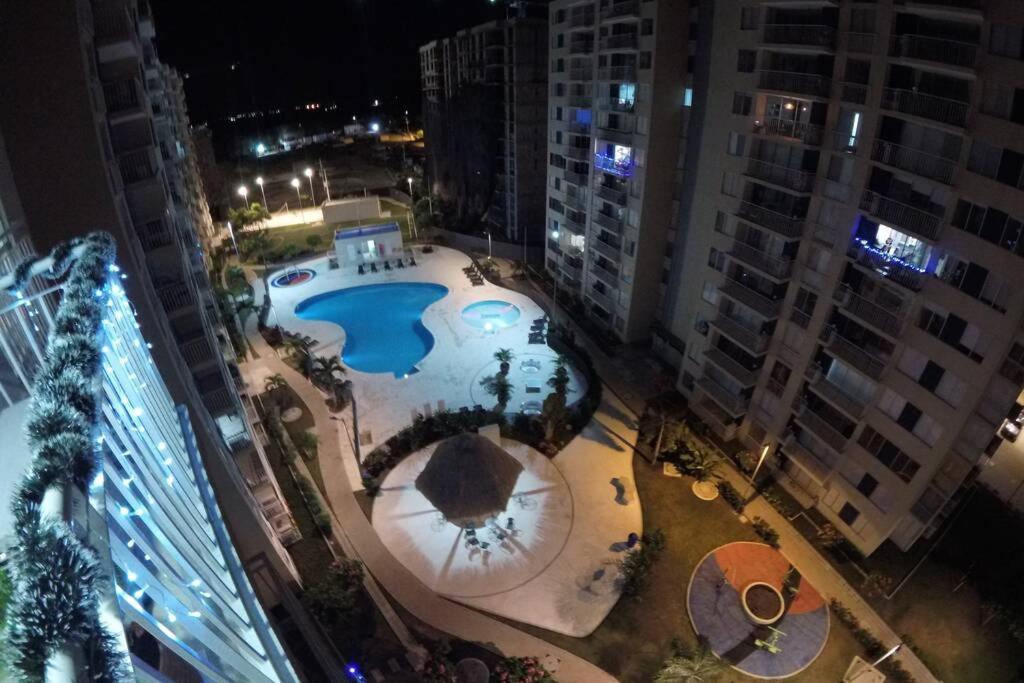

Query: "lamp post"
<box><xmin>255</xmin><ymin>177</ymin><xmax>268</xmax><ymax>211</ymax></box>
<box><xmin>290</xmin><ymin>178</ymin><xmax>304</xmax><ymax>222</ymax></box>
<box><xmin>226</xmin><ymin>220</ymin><xmax>239</xmax><ymax>255</ymax></box>
<box><xmin>236</xmin><ymin>185</ymin><xmax>248</xmax><ymax>209</ymax></box>
<box><xmin>304</xmin><ymin>167</ymin><xmax>316</xmax><ymax>207</ymax></box>
<box><xmin>745</xmin><ymin>443</ymin><xmax>772</xmax><ymax>499</ymax></box>
<box><xmin>550</xmin><ymin>230</ymin><xmax>560</xmax><ymax>323</ymax></box>
<box><xmin>407</xmin><ymin>176</ymin><xmax>414</xmax><ymax>202</ymax></box>
<box><xmin>487</xmin><ymin>231</ymin><xmax>492</xmax><ymax>260</ymax></box>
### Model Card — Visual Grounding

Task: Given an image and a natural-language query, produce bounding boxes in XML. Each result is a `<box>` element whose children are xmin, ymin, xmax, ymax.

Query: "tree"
<box><xmin>305</xmin><ymin>234</ymin><xmax>324</xmax><ymax>250</ymax></box>
<box><xmin>510</xmin><ymin>260</ymin><xmax>527</xmax><ymax>279</ymax></box>
<box><xmin>862</xmin><ymin>572</ymin><xmax>895</xmax><ymax>599</ymax></box>
<box><xmin>281</xmin><ymin>338</ymin><xmax>313</xmax><ymax>376</ymax></box>
<box><xmin>313</xmin><ymin>355</ymin><xmax>349</xmax><ymax>408</ymax></box>
<box><xmin>292</xmin><ymin>430</ymin><xmax>318</xmax><ymax>460</ymax></box>
<box><xmin>547</xmin><ymin>362</ymin><xmax>571</xmax><ymax>400</ymax></box>
<box><xmin>677</xmin><ymin>448</ymin><xmax>719</xmax><ymax>483</ymax></box>
<box><xmin>238</xmin><ymin>229</ymin><xmax>271</xmax><ymax>262</ymax></box>
<box><xmin>264</xmin><ymin>373</ymin><xmax>290</xmax><ymax>407</ymax></box>
<box><xmin>816</xmin><ymin>523</ymin><xmax>846</xmax><ymax>550</ymax></box>
<box><xmin>494</xmin><ymin>348</ymin><xmax>515</xmax><ymax>375</ymax></box>
<box><xmin>301</xmin><ymin>559</ymin><xmax>366</xmax><ymax>640</ymax></box>
<box><xmin>480</xmin><ymin>373</ymin><xmax>513</xmax><ymax>411</ymax></box>
<box><xmin>542</xmin><ymin>391</ymin><xmax>569</xmax><ymax>443</ymax></box>
<box><xmin>655</xmin><ymin>638</ymin><xmax>723</xmax><ymax>683</ymax></box>
<box><xmin>228</xmin><ymin>202</ymin><xmax>271</xmax><ymax>230</ymax></box>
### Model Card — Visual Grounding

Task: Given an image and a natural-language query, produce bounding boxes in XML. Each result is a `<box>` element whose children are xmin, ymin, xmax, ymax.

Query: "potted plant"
<box><xmin>494</xmin><ymin>348</ymin><xmax>515</xmax><ymax>376</ymax></box>
<box><xmin>480</xmin><ymin>373</ymin><xmax>513</xmax><ymax>412</ymax></box>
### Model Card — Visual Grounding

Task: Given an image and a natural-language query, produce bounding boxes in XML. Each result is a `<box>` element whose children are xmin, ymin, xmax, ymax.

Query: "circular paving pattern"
<box><xmin>271</xmin><ymin>268</ymin><xmax>316</xmax><ymax>288</ymax></box>
<box><xmin>687</xmin><ymin>542</ymin><xmax>829</xmax><ymax>679</ymax></box>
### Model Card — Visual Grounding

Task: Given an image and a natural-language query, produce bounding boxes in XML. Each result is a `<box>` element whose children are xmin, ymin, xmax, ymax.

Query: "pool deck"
<box><xmin>251</xmin><ymin>246</ymin><xmax>642</xmax><ymax>641</ymax></box>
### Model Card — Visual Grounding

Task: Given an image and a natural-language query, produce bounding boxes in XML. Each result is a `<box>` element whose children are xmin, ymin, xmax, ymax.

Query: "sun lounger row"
<box><xmin>358</xmin><ymin>257</ymin><xmax>417</xmax><ymax>275</ymax></box>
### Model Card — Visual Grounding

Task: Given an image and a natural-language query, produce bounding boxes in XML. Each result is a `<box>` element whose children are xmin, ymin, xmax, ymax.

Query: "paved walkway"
<box><xmin>242</xmin><ymin>318</ymin><xmax>618</xmax><ymax>682</ymax></box>
<box><xmin>514</xmin><ymin>275</ymin><xmax>940</xmax><ymax>683</ymax></box>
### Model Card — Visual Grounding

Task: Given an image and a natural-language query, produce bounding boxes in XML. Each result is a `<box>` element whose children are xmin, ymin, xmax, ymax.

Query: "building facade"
<box><xmin>420</xmin><ymin>5</ymin><xmax>549</xmax><ymax>246</ymax></box>
<box><xmin>664</xmin><ymin>0</ymin><xmax>1024</xmax><ymax>555</ymax></box>
<box><xmin>0</xmin><ymin>237</ymin><xmax>297</xmax><ymax>681</ymax></box>
<box><xmin>543</xmin><ymin>0</ymin><xmax>692</xmax><ymax>343</ymax></box>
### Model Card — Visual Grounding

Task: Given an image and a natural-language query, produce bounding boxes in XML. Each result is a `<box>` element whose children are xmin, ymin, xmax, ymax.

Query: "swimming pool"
<box><xmin>461</xmin><ymin>300</ymin><xmax>521</xmax><ymax>330</ymax></box>
<box><xmin>294</xmin><ymin>283</ymin><xmax>448</xmax><ymax>377</ymax></box>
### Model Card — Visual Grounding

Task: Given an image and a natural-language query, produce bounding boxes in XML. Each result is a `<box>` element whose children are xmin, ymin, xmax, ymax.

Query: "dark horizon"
<box><xmin>148</xmin><ymin>0</ymin><xmax>513</xmax><ymax>126</ymax></box>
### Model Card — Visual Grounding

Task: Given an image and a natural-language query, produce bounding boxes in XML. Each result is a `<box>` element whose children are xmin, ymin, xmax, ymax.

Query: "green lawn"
<box><xmin>504</xmin><ymin>460</ymin><xmax>864</xmax><ymax>682</ymax></box>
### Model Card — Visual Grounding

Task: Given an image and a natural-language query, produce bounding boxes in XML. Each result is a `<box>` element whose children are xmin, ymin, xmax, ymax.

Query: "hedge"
<box><xmin>830</xmin><ymin>599</ymin><xmax>916</xmax><ymax>682</ymax></box>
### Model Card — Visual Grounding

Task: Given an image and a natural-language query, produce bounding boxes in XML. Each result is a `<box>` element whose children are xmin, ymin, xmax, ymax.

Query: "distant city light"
<box><xmin>370</xmin><ymin>122</ymin><xmax>381</xmax><ymax>133</ymax></box>
<box><xmin>256</xmin><ymin>143</ymin><xmax>266</xmax><ymax>154</ymax></box>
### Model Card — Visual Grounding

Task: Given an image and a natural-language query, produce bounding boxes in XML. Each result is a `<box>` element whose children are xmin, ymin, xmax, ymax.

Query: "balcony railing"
<box><xmin>709</xmin><ymin>315</ymin><xmax>770</xmax><ymax>354</ymax></box>
<box><xmin>728</xmin><ymin>240</ymin><xmax>794</xmax><ymax>280</ymax></box>
<box><xmin>591</xmin><ymin>239</ymin><xmax>621</xmax><ymax>261</ymax></box>
<box><xmin>718</xmin><ymin>277</ymin><xmax>783</xmax><ymax>319</ymax></box>
<box><xmin>746</xmin><ymin>158</ymin><xmax>816</xmax><ymax>192</ymax></box>
<box><xmin>832</xmin><ymin>130</ymin><xmax>860</xmax><ymax>154</ymax></box>
<box><xmin>93</xmin><ymin>4</ymin><xmax>134</xmax><ymax>42</ymax></box>
<box><xmin>588</xmin><ymin>286</ymin><xmax>615</xmax><ymax>311</ymax></box>
<box><xmin>834</xmin><ymin>285</ymin><xmax>905</xmax><ymax>338</ymax></box>
<box><xmin>596</xmin><ymin>183</ymin><xmax>627</xmax><ymax>205</ymax></box>
<box><xmin>563</xmin><ymin>192</ymin><xmax>587</xmax><ymax>211</ymax></box>
<box><xmin>157</xmin><ymin>282</ymin><xmax>194</xmax><ymax>313</ymax></box>
<box><xmin>825</xmin><ymin>330</ymin><xmax>888</xmax><ymax>379</ymax></box>
<box><xmin>758</xmin><ymin>70</ymin><xmax>832</xmax><ymax>98</ymax></box>
<box><xmin>569</xmin><ymin>40</ymin><xmax>594</xmax><ymax>55</ymax></box>
<box><xmin>118</xmin><ymin>147</ymin><xmax>160</xmax><ymax>185</ymax></box>
<box><xmin>561</xmin><ymin>259</ymin><xmax>583</xmax><ymax>280</ymax></box>
<box><xmin>839</xmin><ymin>82</ymin><xmax>869</xmax><ymax>105</ymax></box>
<box><xmin>697</xmin><ymin>375</ymin><xmax>750</xmax><ymax>417</ymax></box>
<box><xmin>592</xmin><ymin>210</ymin><xmax>624</xmax><ymax>234</ymax></box>
<box><xmin>547</xmin><ymin>238</ymin><xmax>562</xmax><ymax>255</ymax></box>
<box><xmin>598</xmin><ymin>97</ymin><xmax>637</xmax><ymax>113</ymax></box>
<box><xmin>704</xmin><ymin>347</ymin><xmax>762</xmax><ymax>387</ymax></box>
<box><xmin>847</xmin><ymin>241</ymin><xmax>925</xmax><ymax>292</ymax></box>
<box><xmin>810</xmin><ymin>376</ymin><xmax>868</xmax><ymax>420</ymax></box>
<box><xmin>846</xmin><ymin>32</ymin><xmax>875</xmax><ymax>54</ymax></box>
<box><xmin>762</xmin><ymin>24</ymin><xmax>836</xmax><ymax>48</ymax></box>
<box><xmin>753</xmin><ymin>118</ymin><xmax>824</xmax><ymax>146</ymax></box>
<box><xmin>795</xmin><ymin>405</ymin><xmax>850</xmax><ymax>456</ymax></box>
<box><xmin>601</xmin><ymin>0</ymin><xmax>639</xmax><ymax>20</ymax></box>
<box><xmin>568</xmin><ymin>67</ymin><xmax>591</xmax><ymax>81</ymax></box>
<box><xmin>594</xmin><ymin>151</ymin><xmax>634</xmax><ymax>176</ymax></box>
<box><xmin>889</xmin><ymin>34</ymin><xmax>977</xmax><ymax>69</ymax></box>
<box><xmin>782</xmin><ymin>433</ymin><xmax>832</xmax><ymax>483</ymax></box>
<box><xmin>565</xmin><ymin>145</ymin><xmax>590</xmax><ymax>160</ymax></box>
<box><xmin>563</xmin><ymin>214</ymin><xmax>586</xmax><ymax>233</ymax></box>
<box><xmin>881</xmin><ymin>87</ymin><xmax>969</xmax><ymax>128</ymax></box>
<box><xmin>568</xmin><ymin>94</ymin><xmax>592</xmax><ymax>108</ymax></box>
<box><xmin>564</xmin><ymin>170</ymin><xmax>589</xmax><ymax>186</ymax></box>
<box><xmin>870</xmin><ymin>139</ymin><xmax>956</xmax><ymax>185</ymax></box>
<box><xmin>103</xmin><ymin>78</ymin><xmax>143</xmax><ymax>114</ymax></box>
<box><xmin>590</xmin><ymin>260</ymin><xmax>619</xmax><ymax>283</ymax></box>
<box><xmin>569</xmin><ymin>12</ymin><xmax>594</xmax><ymax>28</ymax></box>
<box><xmin>179</xmin><ymin>335</ymin><xmax>213</xmax><ymax>366</ymax></box>
<box><xmin>597</xmin><ymin>65</ymin><xmax>637</xmax><ymax>81</ymax></box>
<box><xmin>736</xmin><ymin>201</ymin><xmax>805</xmax><ymax>239</ymax></box>
<box><xmin>859</xmin><ymin>190</ymin><xmax>943</xmax><ymax>241</ymax></box>
<box><xmin>568</xmin><ymin>121</ymin><xmax>591</xmax><ymax>134</ymax></box>
<box><xmin>596</xmin><ymin>126</ymin><xmax>634</xmax><ymax>146</ymax></box>
<box><xmin>601</xmin><ymin>33</ymin><xmax>639</xmax><ymax>50</ymax></box>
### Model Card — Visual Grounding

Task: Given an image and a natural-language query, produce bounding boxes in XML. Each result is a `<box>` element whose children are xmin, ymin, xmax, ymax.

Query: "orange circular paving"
<box><xmin>687</xmin><ymin>542</ymin><xmax>830</xmax><ymax>678</ymax></box>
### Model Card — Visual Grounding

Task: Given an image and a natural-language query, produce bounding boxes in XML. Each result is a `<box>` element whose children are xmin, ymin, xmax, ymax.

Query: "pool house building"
<box><xmin>334</xmin><ymin>222</ymin><xmax>405</xmax><ymax>267</ymax></box>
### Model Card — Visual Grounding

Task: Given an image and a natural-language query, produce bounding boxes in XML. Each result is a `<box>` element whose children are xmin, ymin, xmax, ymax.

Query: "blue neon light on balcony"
<box><xmin>594</xmin><ymin>152</ymin><xmax>634</xmax><ymax>177</ymax></box>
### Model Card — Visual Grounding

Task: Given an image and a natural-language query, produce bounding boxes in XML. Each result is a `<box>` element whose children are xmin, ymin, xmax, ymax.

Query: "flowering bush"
<box><xmin>419</xmin><ymin>650</ymin><xmax>455</xmax><ymax>683</ymax></box>
<box><xmin>494</xmin><ymin>655</ymin><xmax>557</xmax><ymax>682</ymax></box>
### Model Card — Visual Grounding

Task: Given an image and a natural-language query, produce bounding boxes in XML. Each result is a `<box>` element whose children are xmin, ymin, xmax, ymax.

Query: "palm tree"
<box><xmin>264</xmin><ymin>373</ymin><xmax>290</xmax><ymax>407</ymax></box>
<box><xmin>655</xmin><ymin>640</ymin><xmax>723</xmax><ymax>683</ymax></box>
<box><xmin>312</xmin><ymin>355</ymin><xmax>345</xmax><ymax>387</ymax></box>
<box><xmin>547</xmin><ymin>364</ymin><xmax>571</xmax><ymax>399</ymax></box>
<box><xmin>480</xmin><ymin>374</ymin><xmax>513</xmax><ymax>411</ymax></box>
<box><xmin>494</xmin><ymin>348</ymin><xmax>515</xmax><ymax>375</ymax></box>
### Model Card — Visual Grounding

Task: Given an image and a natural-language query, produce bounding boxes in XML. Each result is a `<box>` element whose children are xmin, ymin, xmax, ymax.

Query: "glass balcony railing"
<box><xmin>846</xmin><ymin>241</ymin><xmax>926</xmax><ymax>292</ymax></box>
<box><xmin>718</xmin><ymin>276</ymin><xmax>783</xmax><ymax>319</ymax></box>
<box><xmin>697</xmin><ymin>374</ymin><xmax>750</xmax><ymax>417</ymax></box>
<box><xmin>794</xmin><ymin>404</ymin><xmax>851</xmax><ymax>456</ymax></box>
<box><xmin>758</xmin><ymin>70</ymin><xmax>832</xmax><ymax>98</ymax></box>
<box><xmin>704</xmin><ymin>347</ymin><xmax>762</xmax><ymax>387</ymax></box>
<box><xmin>870</xmin><ymin>139</ymin><xmax>956</xmax><ymax>185</ymax></box>
<box><xmin>745</xmin><ymin>158</ymin><xmax>816</xmax><ymax>192</ymax></box>
<box><xmin>709</xmin><ymin>315</ymin><xmax>770</xmax><ymax>354</ymax></box>
<box><xmin>889</xmin><ymin>34</ymin><xmax>977</xmax><ymax>69</ymax></box>
<box><xmin>590</xmin><ymin>259</ymin><xmax>619</xmax><ymax>283</ymax></box>
<box><xmin>762</xmin><ymin>24</ymin><xmax>836</xmax><ymax>49</ymax></box>
<box><xmin>728</xmin><ymin>240</ymin><xmax>794</xmax><ymax>280</ymax></box>
<box><xmin>752</xmin><ymin>118</ymin><xmax>824</xmax><ymax>146</ymax></box>
<box><xmin>823</xmin><ymin>328</ymin><xmax>889</xmax><ymax>380</ymax></box>
<box><xmin>735</xmin><ymin>201</ymin><xmax>805</xmax><ymax>239</ymax></box>
<box><xmin>859</xmin><ymin>190</ymin><xmax>943</xmax><ymax>241</ymax></box>
<box><xmin>880</xmin><ymin>87</ymin><xmax>969</xmax><ymax>128</ymax></box>
<box><xmin>594</xmin><ymin>152</ymin><xmax>634</xmax><ymax>177</ymax></box>
<box><xmin>595</xmin><ymin>182</ymin><xmax>627</xmax><ymax>205</ymax></box>
<box><xmin>592</xmin><ymin>211</ymin><xmax>623</xmax><ymax>234</ymax></box>
<box><xmin>833</xmin><ymin>285</ymin><xmax>905</xmax><ymax>339</ymax></box>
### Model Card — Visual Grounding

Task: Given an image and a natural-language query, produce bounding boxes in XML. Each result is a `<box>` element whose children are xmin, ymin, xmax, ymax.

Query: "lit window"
<box><xmin>684</xmin><ymin>88</ymin><xmax>693</xmax><ymax>107</ymax></box>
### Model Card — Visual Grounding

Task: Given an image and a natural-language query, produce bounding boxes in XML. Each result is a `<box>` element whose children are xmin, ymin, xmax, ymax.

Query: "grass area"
<box><xmin>277</xmin><ymin>386</ymin><xmax>328</xmax><ymax>497</ymax></box>
<box><xmin>504</xmin><ymin>461</ymin><xmax>863</xmax><ymax>682</ymax></box>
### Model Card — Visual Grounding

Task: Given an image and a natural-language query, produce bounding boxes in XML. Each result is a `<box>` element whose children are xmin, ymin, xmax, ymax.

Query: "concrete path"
<box><xmin>241</xmin><ymin>318</ymin><xmax>619</xmax><ymax>683</ymax></box>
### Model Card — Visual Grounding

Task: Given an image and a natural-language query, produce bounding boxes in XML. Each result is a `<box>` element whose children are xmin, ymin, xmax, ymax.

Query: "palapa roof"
<box><xmin>415</xmin><ymin>433</ymin><xmax>523</xmax><ymax>522</ymax></box>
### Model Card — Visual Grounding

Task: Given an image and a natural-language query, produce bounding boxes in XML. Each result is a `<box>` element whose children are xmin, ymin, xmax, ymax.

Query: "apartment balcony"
<box><xmin>563</xmin><ymin>213</ymin><xmax>586</xmax><ymax>234</ymax></box>
<box><xmin>794</xmin><ymin>403</ymin><xmax>851</xmax><ymax>455</ymax></box>
<box><xmin>745</xmin><ymin>158</ymin><xmax>816</xmax><ymax>193</ymax></box>
<box><xmin>761</xmin><ymin>24</ymin><xmax>836</xmax><ymax>50</ymax></box>
<box><xmin>753</xmin><ymin>118</ymin><xmax>823</xmax><ymax>146</ymax></box>
<box><xmin>116</xmin><ymin>146</ymin><xmax>161</xmax><ymax>187</ymax></box>
<box><xmin>719</xmin><ymin>277</ymin><xmax>783</xmax><ymax>319</ymax></box>
<box><xmin>601</xmin><ymin>33</ymin><xmax>639</xmax><ymax>51</ymax></box>
<box><xmin>782</xmin><ymin>432</ymin><xmax>832</xmax><ymax>483</ymax></box>
<box><xmin>846</xmin><ymin>32</ymin><xmax>875</xmax><ymax>54</ymax></box>
<box><xmin>692</xmin><ymin>398</ymin><xmax>738</xmax><ymax>442</ymax></box>
<box><xmin>735</xmin><ymin>201</ymin><xmax>805</xmax><ymax>239</ymax></box>
<box><xmin>597</xmin><ymin>65</ymin><xmax>638</xmax><ymax>81</ymax></box>
<box><xmin>600</xmin><ymin>0</ymin><xmax>639</xmax><ymax>21</ymax></box>
<box><xmin>728</xmin><ymin>240</ymin><xmax>794</xmax><ymax>280</ymax></box>
<box><xmin>591</xmin><ymin>238</ymin><xmax>621</xmax><ymax>261</ymax></box>
<box><xmin>568</xmin><ymin>67</ymin><xmax>592</xmax><ymax>81</ymax></box>
<box><xmin>569</xmin><ymin>40</ymin><xmax>594</xmax><ymax>55</ymax></box>
<box><xmin>758</xmin><ymin>70</ymin><xmax>832</xmax><ymax>98</ymax></box>
<box><xmin>136</xmin><ymin>218</ymin><xmax>174</xmax><ymax>251</ymax></box>
<box><xmin>92</xmin><ymin>3</ymin><xmax>139</xmax><ymax>52</ymax></box>
<box><xmin>587</xmin><ymin>286</ymin><xmax>615</xmax><ymax>312</ymax></box>
<box><xmin>595</xmin><ymin>183</ymin><xmax>627</xmax><ymax>205</ymax></box>
<box><xmin>568</xmin><ymin>94</ymin><xmax>592</xmax><ymax>108</ymax></box>
<box><xmin>709</xmin><ymin>315</ymin><xmax>770</xmax><ymax>355</ymax></box>
<box><xmin>824</xmin><ymin>329</ymin><xmax>888</xmax><ymax>380</ymax></box>
<box><xmin>834</xmin><ymin>285</ymin><xmax>905</xmax><ymax>339</ymax></box>
<box><xmin>563</xmin><ymin>193</ymin><xmax>587</xmax><ymax>211</ymax></box>
<box><xmin>156</xmin><ymin>281</ymin><xmax>195</xmax><ymax>315</ymax></box>
<box><xmin>847</xmin><ymin>241</ymin><xmax>926</xmax><ymax>292</ymax></box>
<box><xmin>839</xmin><ymin>82</ymin><xmax>869</xmax><ymax>105</ymax></box>
<box><xmin>880</xmin><ymin>87</ymin><xmax>968</xmax><ymax>128</ymax></box>
<box><xmin>590</xmin><ymin>260</ymin><xmax>619</xmax><ymax>285</ymax></box>
<box><xmin>569</xmin><ymin>12</ymin><xmax>594</xmax><ymax>28</ymax></box>
<box><xmin>565</xmin><ymin>145</ymin><xmax>590</xmax><ymax>161</ymax></box>
<box><xmin>202</xmin><ymin>386</ymin><xmax>237</xmax><ymax>417</ymax></box>
<box><xmin>568</xmin><ymin>121</ymin><xmax>592</xmax><ymax>135</ymax></box>
<box><xmin>547</xmin><ymin>238</ymin><xmax>563</xmax><ymax>255</ymax></box>
<box><xmin>809</xmin><ymin>373</ymin><xmax>868</xmax><ymax>420</ymax></box>
<box><xmin>561</xmin><ymin>259</ymin><xmax>583</xmax><ymax>280</ymax></box>
<box><xmin>596</xmin><ymin>126</ymin><xmax>634</xmax><ymax>146</ymax></box>
<box><xmin>697</xmin><ymin>374</ymin><xmax>751</xmax><ymax>418</ymax></box>
<box><xmin>832</xmin><ymin>130</ymin><xmax>860</xmax><ymax>154</ymax></box>
<box><xmin>859</xmin><ymin>190</ymin><xmax>943</xmax><ymax>241</ymax></box>
<box><xmin>598</xmin><ymin>97</ymin><xmax>637</xmax><ymax>113</ymax></box>
<box><xmin>889</xmin><ymin>34</ymin><xmax>977</xmax><ymax>70</ymax></box>
<box><xmin>592</xmin><ymin>210</ymin><xmax>624</xmax><ymax>234</ymax></box>
<box><xmin>564</xmin><ymin>170</ymin><xmax>590</xmax><ymax>186</ymax></box>
<box><xmin>704</xmin><ymin>347</ymin><xmax>762</xmax><ymax>388</ymax></box>
<box><xmin>102</xmin><ymin>77</ymin><xmax>145</xmax><ymax>119</ymax></box>
<box><xmin>870</xmin><ymin>139</ymin><xmax>956</xmax><ymax>185</ymax></box>
<box><xmin>179</xmin><ymin>334</ymin><xmax>215</xmax><ymax>368</ymax></box>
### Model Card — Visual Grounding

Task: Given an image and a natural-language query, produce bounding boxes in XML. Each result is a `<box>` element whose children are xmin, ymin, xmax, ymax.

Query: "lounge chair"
<box><xmin>409</xmin><ymin>257</ymin><xmax>417</xmax><ymax>266</ymax></box>
<box><xmin>384</xmin><ymin>261</ymin><xmax>392</xmax><ymax>271</ymax></box>
<box><xmin>358</xmin><ymin>264</ymin><xmax>365</xmax><ymax>275</ymax></box>
<box><xmin>370</xmin><ymin>262</ymin><xmax>378</xmax><ymax>273</ymax></box>
<box><xmin>396</xmin><ymin>259</ymin><xmax>405</xmax><ymax>269</ymax></box>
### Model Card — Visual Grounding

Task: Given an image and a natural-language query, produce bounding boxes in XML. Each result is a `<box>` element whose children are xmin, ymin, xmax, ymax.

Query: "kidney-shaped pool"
<box><xmin>294</xmin><ymin>282</ymin><xmax>448</xmax><ymax>377</ymax></box>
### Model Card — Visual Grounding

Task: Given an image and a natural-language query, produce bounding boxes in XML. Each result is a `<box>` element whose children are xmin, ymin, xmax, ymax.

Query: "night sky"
<box><xmin>148</xmin><ymin>0</ymin><xmax>509</xmax><ymax>126</ymax></box>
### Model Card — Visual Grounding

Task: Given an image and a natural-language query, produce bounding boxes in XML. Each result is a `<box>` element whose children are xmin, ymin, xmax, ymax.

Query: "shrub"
<box><xmin>751</xmin><ymin>516</ymin><xmax>780</xmax><ymax>548</ymax></box>
<box><xmin>718</xmin><ymin>481</ymin><xmax>745</xmax><ymax>513</ymax></box>
<box><xmin>830</xmin><ymin>599</ymin><xmax>916</xmax><ymax>682</ymax></box>
<box><xmin>493</xmin><ymin>656</ymin><xmax>556</xmax><ymax>683</ymax></box>
<box><xmin>292</xmin><ymin>430</ymin><xmax>318</xmax><ymax>460</ymax></box>
<box><xmin>862</xmin><ymin>572</ymin><xmax>895</xmax><ymax>599</ymax></box>
<box><xmin>305</xmin><ymin>234</ymin><xmax>324</xmax><ymax>249</ymax></box>
<box><xmin>296</xmin><ymin>474</ymin><xmax>332</xmax><ymax>537</ymax></box>
<box><xmin>619</xmin><ymin>528</ymin><xmax>667</xmax><ymax>598</ymax></box>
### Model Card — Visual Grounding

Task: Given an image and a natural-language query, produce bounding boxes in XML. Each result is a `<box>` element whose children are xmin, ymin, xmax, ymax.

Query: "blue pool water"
<box><xmin>294</xmin><ymin>283</ymin><xmax>449</xmax><ymax>376</ymax></box>
<box><xmin>461</xmin><ymin>300</ymin><xmax>521</xmax><ymax>330</ymax></box>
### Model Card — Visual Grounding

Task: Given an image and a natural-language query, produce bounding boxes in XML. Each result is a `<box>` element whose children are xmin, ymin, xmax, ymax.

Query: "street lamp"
<box><xmin>255</xmin><ymin>176</ymin><xmax>268</xmax><ymax>210</ymax></box>
<box><xmin>486</xmin><ymin>231</ymin><xmax>492</xmax><ymax>260</ymax></box>
<box><xmin>406</xmin><ymin>176</ymin><xmax>414</xmax><ymax>200</ymax></box>
<box><xmin>236</xmin><ymin>185</ymin><xmax>248</xmax><ymax>208</ymax></box>
<box><xmin>304</xmin><ymin>167</ymin><xmax>315</xmax><ymax>207</ymax></box>
<box><xmin>745</xmin><ymin>443</ymin><xmax>772</xmax><ymax>499</ymax></box>
<box><xmin>290</xmin><ymin>177</ymin><xmax>304</xmax><ymax>221</ymax></box>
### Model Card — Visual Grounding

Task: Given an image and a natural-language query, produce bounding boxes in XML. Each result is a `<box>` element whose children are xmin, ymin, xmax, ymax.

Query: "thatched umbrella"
<box><xmin>415</xmin><ymin>433</ymin><xmax>524</xmax><ymax>525</ymax></box>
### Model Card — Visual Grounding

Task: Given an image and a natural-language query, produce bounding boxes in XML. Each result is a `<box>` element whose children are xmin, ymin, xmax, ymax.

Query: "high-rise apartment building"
<box><xmin>0</xmin><ymin>236</ymin><xmax>297</xmax><ymax>681</ymax></box>
<box><xmin>543</xmin><ymin>0</ymin><xmax>692</xmax><ymax>343</ymax></box>
<box><xmin>0</xmin><ymin>0</ymin><xmax>310</xmax><ymax>637</ymax></box>
<box><xmin>664</xmin><ymin>1</ymin><xmax>1024</xmax><ymax>555</ymax></box>
<box><xmin>419</xmin><ymin>4</ymin><xmax>549</xmax><ymax>245</ymax></box>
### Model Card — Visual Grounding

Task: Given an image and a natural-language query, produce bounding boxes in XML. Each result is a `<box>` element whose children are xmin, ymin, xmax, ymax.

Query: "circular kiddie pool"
<box><xmin>461</xmin><ymin>300</ymin><xmax>521</xmax><ymax>330</ymax></box>
<box><xmin>271</xmin><ymin>268</ymin><xmax>316</xmax><ymax>288</ymax></box>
